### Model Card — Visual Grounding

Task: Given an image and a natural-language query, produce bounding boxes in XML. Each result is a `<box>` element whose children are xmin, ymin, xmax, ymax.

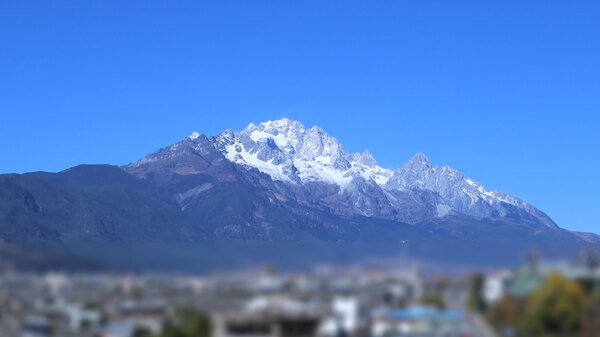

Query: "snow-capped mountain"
<box><xmin>3</xmin><ymin>117</ymin><xmax>593</xmax><ymax>271</ymax></box>
<box><xmin>386</xmin><ymin>153</ymin><xmax>556</xmax><ymax>227</ymax></box>
<box><xmin>211</xmin><ymin>118</ymin><xmax>392</xmax><ymax>186</ymax></box>
<box><xmin>193</xmin><ymin>118</ymin><xmax>556</xmax><ymax>228</ymax></box>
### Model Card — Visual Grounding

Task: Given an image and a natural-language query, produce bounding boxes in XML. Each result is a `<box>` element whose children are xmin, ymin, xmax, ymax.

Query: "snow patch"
<box><xmin>436</xmin><ymin>203</ymin><xmax>452</xmax><ymax>217</ymax></box>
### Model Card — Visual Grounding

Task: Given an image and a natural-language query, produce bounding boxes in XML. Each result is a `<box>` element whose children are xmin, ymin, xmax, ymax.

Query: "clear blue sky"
<box><xmin>1</xmin><ymin>1</ymin><xmax>598</xmax><ymax>233</ymax></box>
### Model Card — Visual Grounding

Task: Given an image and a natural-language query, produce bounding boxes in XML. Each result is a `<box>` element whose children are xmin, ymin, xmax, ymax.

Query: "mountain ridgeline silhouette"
<box><xmin>0</xmin><ymin>119</ymin><xmax>596</xmax><ymax>271</ymax></box>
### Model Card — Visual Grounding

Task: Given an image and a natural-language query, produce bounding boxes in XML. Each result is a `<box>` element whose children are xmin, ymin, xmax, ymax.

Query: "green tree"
<box><xmin>158</xmin><ymin>307</ymin><xmax>212</xmax><ymax>337</ymax></box>
<box><xmin>420</xmin><ymin>293</ymin><xmax>446</xmax><ymax>309</ymax></box>
<box><xmin>468</xmin><ymin>273</ymin><xmax>487</xmax><ymax>312</ymax></box>
<box><xmin>134</xmin><ymin>328</ymin><xmax>153</xmax><ymax>337</ymax></box>
<box><xmin>522</xmin><ymin>273</ymin><xmax>585</xmax><ymax>337</ymax></box>
<box><xmin>128</xmin><ymin>286</ymin><xmax>143</xmax><ymax>299</ymax></box>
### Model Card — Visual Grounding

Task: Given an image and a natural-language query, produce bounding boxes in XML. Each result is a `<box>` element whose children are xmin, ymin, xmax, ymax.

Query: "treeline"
<box><xmin>135</xmin><ymin>307</ymin><xmax>211</xmax><ymax>337</ymax></box>
<box><xmin>477</xmin><ymin>273</ymin><xmax>600</xmax><ymax>337</ymax></box>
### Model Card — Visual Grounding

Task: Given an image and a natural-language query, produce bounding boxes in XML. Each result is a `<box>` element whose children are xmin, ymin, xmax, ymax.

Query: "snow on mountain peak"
<box><xmin>385</xmin><ymin>153</ymin><xmax>556</xmax><ymax>227</ymax></box>
<box><xmin>205</xmin><ymin>118</ymin><xmax>555</xmax><ymax>227</ymax></box>
<box><xmin>214</xmin><ymin>118</ymin><xmax>392</xmax><ymax>187</ymax></box>
<box><xmin>124</xmin><ymin>118</ymin><xmax>556</xmax><ymax>228</ymax></box>
<box><xmin>406</xmin><ymin>152</ymin><xmax>431</xmax><ymax>169</ymax></box>
<box><xmin>355</xmin><ymin>150</ymin><xmax>378</xmax><ymax>168</ymax></box>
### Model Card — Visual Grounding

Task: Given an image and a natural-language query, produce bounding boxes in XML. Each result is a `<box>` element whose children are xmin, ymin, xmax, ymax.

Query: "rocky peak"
<box><xmin>404</xmin><ymin>152</ymin><xmax>432</xmax><ymax>170</ymax></box>
<box><xmin>355</xmin><ymin>150</ymin><xmax>378</xmax><ymax>168</ymax></box>
<box><xmin>126</xmin><ymin>119</ymin><xmax>558</xmax><ymax>229</ymax></box>
<box><xmin>211</xmin><ymin>129</ymin><xmax>236</xmax><ymax>151</ymax></box>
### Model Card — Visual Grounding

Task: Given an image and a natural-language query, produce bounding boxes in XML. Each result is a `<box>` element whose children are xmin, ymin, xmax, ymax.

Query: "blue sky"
<box><xmin>0</xmin><ymin>1</ymin><xmax>598</xmax><ymax>233</ymax></box>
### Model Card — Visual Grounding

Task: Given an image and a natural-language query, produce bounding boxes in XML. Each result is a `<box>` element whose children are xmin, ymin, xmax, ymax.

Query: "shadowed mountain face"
<box><xmin>0</xmin><ymin>119</ymin><xmax>596</xmax><ymax>271</ymax></box>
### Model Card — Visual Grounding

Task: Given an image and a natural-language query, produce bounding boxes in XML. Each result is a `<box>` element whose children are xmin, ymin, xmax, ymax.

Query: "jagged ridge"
<box><xmin>172</xmin><ymin>118</ymin><xmax>556</xmax><ymax>227</ymax></box>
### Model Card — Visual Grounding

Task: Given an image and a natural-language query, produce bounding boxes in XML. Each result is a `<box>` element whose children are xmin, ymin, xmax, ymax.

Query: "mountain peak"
<box><xmin>257</xmin><ymin>118</ymin><xmax>305</xmax><ymax>132</ymax></box>
<box><xmin>213</xmin><ymin>118</ymin><xmax>393</xmax><ymax>185</ymax></box>
<box><xmin>405</xmin><ymin>152</ymin><xmax>432</xmax><ymax>170</ymax></box>
<box><xmin>127</xmin><ymin>119</ymin><xmax>558</xmax><ymax>229</ymax></box>
<box><xmin>357</xmin><ymin>150</ymin><xmax>378</xmax><ymax>168</ymax></box>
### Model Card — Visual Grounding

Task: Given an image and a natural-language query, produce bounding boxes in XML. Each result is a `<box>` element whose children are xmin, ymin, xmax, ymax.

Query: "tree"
<box><xmin>522</xmin><ymin>273</ymin><xmax>585</xmax><ymax>337</ymax></box>
<box><xmin>486</xmin><ymin>296</ymin><xmax>522</xmax><ymax>333</ymax></box>
<box><xmin>468</xmin><ymin>273</ymin><xmax>487</xmax><ymax>312</ymax></box>
<box><xmin>420</xmin><ymin>293</ymin><xmax>446</xmax><ymax>309</ymax></box>
<box><xmin>134</xmin><ymin>328</ymin><xmax>154</xmax><ymax>337</ymax></box>
<box><xmin>158</xmin><ymin>307</ymin><xmax>212</xmax><ymax>337</ymax></box>
<box><xmin>581</xmin><ymin>293</ymin><xmax>600</xmax><ymax>337</ymax></box>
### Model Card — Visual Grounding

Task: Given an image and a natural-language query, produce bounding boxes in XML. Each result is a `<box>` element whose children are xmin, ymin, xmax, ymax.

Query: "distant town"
<box><xmin>3</xmin><ymin>253</ymin><xmax>600</xmax><ymax>337</ymax></box>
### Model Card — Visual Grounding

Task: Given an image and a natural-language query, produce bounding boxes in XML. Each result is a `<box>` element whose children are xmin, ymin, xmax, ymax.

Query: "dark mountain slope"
<box><xmin>0</xmin><ymin>161</ymin><xmax>595</xmax><ymax>271</ymax></box>
<box><xmin>0</xmin><ymin>123</ymin><xmax>597</xmax><ymax>271</ymax></box>
<box><xmin>0</xmin><ymin>165</ymin><xmax>187</xmax><ymax>244</ymax></box>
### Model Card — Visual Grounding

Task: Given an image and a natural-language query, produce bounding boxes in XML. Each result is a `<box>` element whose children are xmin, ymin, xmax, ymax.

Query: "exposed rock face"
<box><xmin>128</xmin><ymin>118</ymin><xmax>554</xmax><ymax>227</ymax></box>
<box><xmin>125</xmin><ymin>134</ymin><xmax>239</xmax><ymax>184</ymax></box>
<box><xmin>386</xmin><ymin>153</ymin><xmax>556</xmax><ymax>227</ymax></box>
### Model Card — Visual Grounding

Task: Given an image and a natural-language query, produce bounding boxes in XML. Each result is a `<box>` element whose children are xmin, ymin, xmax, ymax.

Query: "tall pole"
<box><xmin>590</xmin><ymin>246</ymin><xmax>599</xmax><ymax>295</ymax></box>
<box><xmin>399</xmin><ymin>240</ymin><xmax>409</xmax><ymax>268</ymax></box>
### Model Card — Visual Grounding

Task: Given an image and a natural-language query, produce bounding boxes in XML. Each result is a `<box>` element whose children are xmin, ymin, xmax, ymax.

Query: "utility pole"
<box><xmin>587</xmin><ymin>246</ymin><xmax>599</xmax><ymax>294</ymax></box>
<box><xmin>399</xmin><ymin>240</ymin><xmax>409</xmax><ymax>268</ymax></box>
